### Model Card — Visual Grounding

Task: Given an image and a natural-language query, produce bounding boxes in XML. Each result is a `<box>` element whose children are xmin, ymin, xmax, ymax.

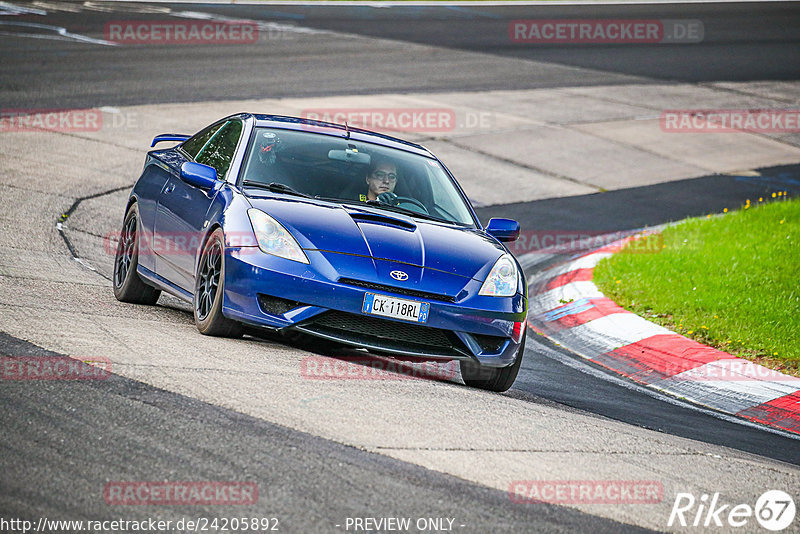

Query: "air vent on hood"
<box><xmin>348</xmin><ymin>212</ymin><xmax>416</xmax><ymax>230</ymax></box>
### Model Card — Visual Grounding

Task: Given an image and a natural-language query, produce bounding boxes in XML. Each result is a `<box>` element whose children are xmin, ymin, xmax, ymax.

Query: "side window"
<box><xmin>195</xmin><ymin>120</ymin><xmax>244</xmax><ymax>180</ymax></box>
<box><xmin>181</xmin><ymin>123</ymin><xmax>223</xmax><ymax>160</ymax></box>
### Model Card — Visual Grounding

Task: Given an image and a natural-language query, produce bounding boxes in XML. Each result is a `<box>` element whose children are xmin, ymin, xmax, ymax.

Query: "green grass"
<box><xmin>594</xmin><ymin>195</ymin><xmax>799</xmax><ymax>375</ymax></box>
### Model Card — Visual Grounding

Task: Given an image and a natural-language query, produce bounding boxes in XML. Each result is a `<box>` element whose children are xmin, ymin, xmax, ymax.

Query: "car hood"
<box><xmin>246</xmin><ymin>196</ymin><xmax>505</xmax><ymax>284</ymax></box>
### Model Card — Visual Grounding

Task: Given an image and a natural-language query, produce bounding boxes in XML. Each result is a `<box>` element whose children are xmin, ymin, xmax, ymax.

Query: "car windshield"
<box><xmin>239</xmin><ymin>127</ymin><xmax>476</xmax><ymax>226</ymax></box>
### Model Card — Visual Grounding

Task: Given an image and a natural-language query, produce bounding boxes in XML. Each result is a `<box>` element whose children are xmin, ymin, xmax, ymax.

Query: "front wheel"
<box><xmin>460</xmin><ymin>331</ymin><xmax>526</xmax><ymax>392</ymax></box>
<box><xmin>194</xmin><ymin>229</ymin><xmax>242</xmax><ymax>338</ymax></box>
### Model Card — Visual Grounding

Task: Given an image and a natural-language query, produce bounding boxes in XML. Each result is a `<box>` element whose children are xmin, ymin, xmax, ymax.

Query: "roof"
<box><xmin>250</xmin><ymin>114</ymin><xmax>434</xmax><ymax>158</ymax></box>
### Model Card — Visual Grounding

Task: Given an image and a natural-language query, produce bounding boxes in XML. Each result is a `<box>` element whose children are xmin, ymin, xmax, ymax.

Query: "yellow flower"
<box><xmin>723</xmin><ymin>208</ymin><xmax>728</xmax><ymax>213</ymax></box>
<box><xmin>759</xmin><ymin>197</ymin><xmax>763</xmax><ymax>202</ymax></box>
<box><xmin>774</xmin><ymin>352</ymin><xmax>778</xmax><ymax>356</ymax></box>
<box><xmin>687</xmin><ymin>330</ymin><xmax>694</xmax><ymax>334</ymax></box>
<box><xmin>780</xmin><ymin>219</ymin><xmax>785</xmax><ymax>224</ymax></box>
<box><xmin>772</xmin><ymin>192</ymin><xmax>777</xmax><ymax>198</ymax></box>
<box><xmin>706</xmin><ymin>214</ymin><xmax>711</xmax><ymax>219</ymax></box>
<box><xmin>714</xmin><ymin>315</ymin><xmax>718</xmax><ymax>318</ymax></box>
<box><xmin>702</xmin><ymin>326</ymin><xmax>708</xmax><ymax>329</ymax></box>
<box><xmin>615</xmin><ymin>279</ymin><xmax>621</xmax><ymax>284</ymax></box>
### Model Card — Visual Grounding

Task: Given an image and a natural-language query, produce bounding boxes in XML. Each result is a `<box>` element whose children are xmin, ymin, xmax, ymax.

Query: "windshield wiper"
<box><xmin>363</xmin><ymin>200</ymin><xmax>455</xmax><ymax>225</ymax></box>
<box><xmin>241</xmin><ymin>181</ymin><xmax>310</xmax><ymax>198</ymax></box>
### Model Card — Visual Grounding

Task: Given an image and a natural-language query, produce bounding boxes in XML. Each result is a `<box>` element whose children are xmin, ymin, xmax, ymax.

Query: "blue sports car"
<box><xmin>113</xmin><ymin>113</ymin><xmax>527</xmax><ymax>391</ymax></box>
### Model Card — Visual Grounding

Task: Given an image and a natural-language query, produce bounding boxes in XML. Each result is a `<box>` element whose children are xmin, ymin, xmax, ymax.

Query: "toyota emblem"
<box><xmin>390</xmin><ymin>270</ymin><xmax>408</xmax><ymax>281</ymax></box>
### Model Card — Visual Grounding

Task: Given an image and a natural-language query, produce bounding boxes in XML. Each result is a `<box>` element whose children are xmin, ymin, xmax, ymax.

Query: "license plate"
<box><xmin>362</xmin><ymin>293</ymin><xmax>430</xmax><ymax>323</ymax></box>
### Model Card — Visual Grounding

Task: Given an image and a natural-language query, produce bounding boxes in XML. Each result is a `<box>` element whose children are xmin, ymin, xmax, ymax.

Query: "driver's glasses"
<box><xmin>370</xmin><ymin>171</ymin><xmax>397</xmax><ymax>182</ymax></box>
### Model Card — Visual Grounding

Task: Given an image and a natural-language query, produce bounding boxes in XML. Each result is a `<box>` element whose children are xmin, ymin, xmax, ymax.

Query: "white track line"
<box><xmin>0</xmin><ymin>21</ymin><xmax>117</xmax><ymax>45</ymax></box>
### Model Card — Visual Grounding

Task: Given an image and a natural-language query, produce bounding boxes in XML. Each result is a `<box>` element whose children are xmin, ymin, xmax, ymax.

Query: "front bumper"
<box><xmin>221</xmin><ymin>247</ymin><xmax>527</xmax><ymax>367</ymax></box>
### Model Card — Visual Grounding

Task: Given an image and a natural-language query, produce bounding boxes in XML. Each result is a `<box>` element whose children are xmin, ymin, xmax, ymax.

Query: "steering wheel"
<box><xmin>395</xmin><ymin>196</ymin><xmax>429</xmax><ymax>214</ymax></box>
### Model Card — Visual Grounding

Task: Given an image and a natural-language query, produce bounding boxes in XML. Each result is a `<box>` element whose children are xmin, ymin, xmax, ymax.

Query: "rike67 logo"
<box><xmin>669</xmin><ymin>490</ymin><xmax>795</xmax><ymax>531</ymax></box>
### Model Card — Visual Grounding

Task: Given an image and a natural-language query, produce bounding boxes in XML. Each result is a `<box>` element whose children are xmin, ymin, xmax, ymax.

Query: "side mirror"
<box><xmin>180</xmin><ymin>162</ymin><xmax>218</xmax><ymax>190</ymax></box>
<box><xmin>486</xmin><ymin>218</ymin><xmax>520</xmax><ymax>242</ymax></box>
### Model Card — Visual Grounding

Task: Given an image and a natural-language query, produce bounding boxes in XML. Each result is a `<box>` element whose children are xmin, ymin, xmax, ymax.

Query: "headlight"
<box><xmin>247</xmin><ymin>208</ymin><xmax>309</xmax><ymax>264</ymax></box>
<box><xmin>479</xmin><ymin>253</ymin><xmax>518</xmax><ymax>297</ymax></box>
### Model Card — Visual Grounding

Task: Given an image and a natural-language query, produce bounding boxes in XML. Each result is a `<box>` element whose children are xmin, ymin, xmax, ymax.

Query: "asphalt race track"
<box><xmin>1</xmin><ymin>1</ymin><xmax>799</xmax><ymax>533</ymax></box>
<box><xmin>3</xmin><ymin>2</ymin><xmax>800</xmax><ymax>108</ymax></box>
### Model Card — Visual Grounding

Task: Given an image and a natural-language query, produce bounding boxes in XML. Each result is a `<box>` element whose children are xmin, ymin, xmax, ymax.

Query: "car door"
<box><xmin>154</xmin><ymin>119</ymin><xmax>243</xmax><ymax>292</ymax></box>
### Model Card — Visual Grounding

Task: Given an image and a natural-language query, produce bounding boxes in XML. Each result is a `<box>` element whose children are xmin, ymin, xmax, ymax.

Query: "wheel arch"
<box><xmin>124</xmin><ymin>195</ymin><xmax>138</xmax><ymax>218</ymax></box>
<box><xmin>194</xmin><ymin>222</ymin><xmax>224</xmax><ymax>278</ymax></box>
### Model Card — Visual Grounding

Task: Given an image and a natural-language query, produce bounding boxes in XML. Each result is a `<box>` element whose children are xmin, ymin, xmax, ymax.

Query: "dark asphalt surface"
<box><xmin>2</xmin><ymin>1</ymin><xmax>799</xmax><ymax>530</ymax></box>
<box><xmin>213</xmin><ymin>2</ymin><xmax>800</xmax><ymax>83</ymax></box>
<box><xmin>1</xmin><ymin>2</ymin><xmax>798</xmax><ymax>108</ymax></box>
<box><xmin>476</xmin><ymin>164</ymin><xmax>800</xmax><ymax>233</ymax></box>
<box><xmin>0</xmin><ymin>333</ymin><xmax>650</xmax><ymax>533</ymax></box>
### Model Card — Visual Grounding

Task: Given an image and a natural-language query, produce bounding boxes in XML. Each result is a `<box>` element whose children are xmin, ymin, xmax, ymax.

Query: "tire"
<box><xmin>194</xmin><ymin>228</ymin><xmax>242</xmax><ymax>338</ymax></box>
<box><xmin>460</xmin><ymin>331</ymin><xmax>526</xmax><ymax>392</ymax></box>
<box><xmin>113</xmin><ymin>204</ymin><xmax>161</xmax><ymax>305</ymax></box>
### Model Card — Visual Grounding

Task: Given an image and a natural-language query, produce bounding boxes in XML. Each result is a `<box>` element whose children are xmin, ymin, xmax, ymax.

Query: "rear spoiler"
<box><xmin>151</xmin><ymin>134</ymin><xmax>190</xmax><ymax>147</ymax></box>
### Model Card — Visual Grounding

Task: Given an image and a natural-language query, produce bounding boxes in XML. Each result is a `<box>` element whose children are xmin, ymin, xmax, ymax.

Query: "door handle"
<box><xmin>164</xmin><ymin>183</ymin><xmax>175</xmax><ymax>194</ymax></box>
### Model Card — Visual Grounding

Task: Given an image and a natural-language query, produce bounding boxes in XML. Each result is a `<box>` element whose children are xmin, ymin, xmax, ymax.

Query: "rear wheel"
<box><xmin>194</xmin><ymin>229</ymin><xmax>242</xmax><ymax>338</ymax></box>
<box><xmin>113</xmin><ymin>204</ymin><xmax>161</xmax><ymax>305</ymax></box>
<box><xmin>460</xmin><ymin>331</ymin><xmax>526</xmax><ymax>392</ymax></box>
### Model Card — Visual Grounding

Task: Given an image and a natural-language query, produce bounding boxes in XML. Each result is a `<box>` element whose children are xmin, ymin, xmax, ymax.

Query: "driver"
<box><xmin>361</xmin><ymin>157</ymin><xmax>399</xmax><ymax>204</ymax></box>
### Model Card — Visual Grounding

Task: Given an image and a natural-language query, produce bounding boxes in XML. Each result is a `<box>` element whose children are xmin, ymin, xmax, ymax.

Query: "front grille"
<box><xmin>257</xmin><ymin>294</ymin><xmax>304</xmax><ymax>316</ymax></box>
<box><xmin>299</xmin><ymin>310</ymin><xmax>466</xmax><ymax>357</ymax></box>
<box><xmin>339</xmin><ymin>278</ymin><xmax>456</xmax><ymax>303</ymax></box>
